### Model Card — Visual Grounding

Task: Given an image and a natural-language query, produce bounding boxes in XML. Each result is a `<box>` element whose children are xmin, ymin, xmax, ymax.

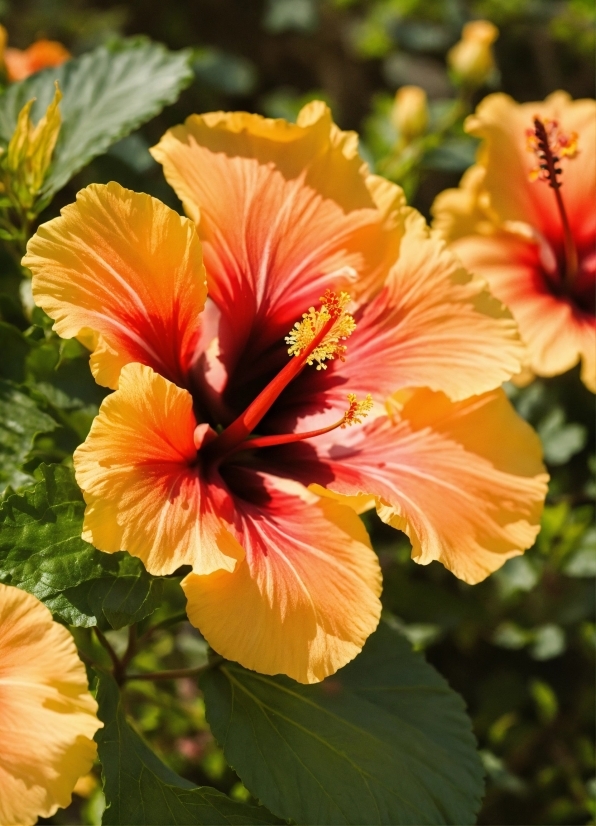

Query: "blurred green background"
<box><xmin>4</xmin><ymin>1</ymin><xmax>594</xmax><ymax>824</ymax></box>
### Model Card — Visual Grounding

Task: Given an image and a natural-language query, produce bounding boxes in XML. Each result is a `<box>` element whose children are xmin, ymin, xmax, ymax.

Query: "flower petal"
<box><xmin>183</xmin><ymin>474</ymin><xmax>381</xmax><ymax>684</ymax></box>
<box><xmin>150</xmin><ymin>102</ymin><xmax>401</xmax><ymax>366</ymax></box>
<box><xmin>24</xmin><ymin>182</ymin><xmax>206</xmax><ymax>389</ymax></box>
<box><xmin>287</xmin><ymin>388</ymin><xmax>547</xmax><ymax>584</ymax></box>
<box><xmin>74</xmin><ymin>362</ymin><xmax>244</xmax><ymax>576</ymax></box>
<box><xmin>344</xmin><ymin>208</ymin><xmax>524</xmax><ymax>400</ymax></box>
<box><xmin>280</xmin><ymin>207</ymin><xmax>524</xmax><ymax>429</ymax></box>
<box><xmin>450</xmin><ymin>232</ymin><xmax>596</xmax><ymax>391</ymax></box>
<box><xmin>0</xmin><ymin>583</ymin><xmax>101</xmax><ymax>826</ymax></box>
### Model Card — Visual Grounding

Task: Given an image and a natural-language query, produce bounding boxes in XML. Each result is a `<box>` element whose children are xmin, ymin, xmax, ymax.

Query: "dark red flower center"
<box><xmin>199</xmin><ymin>290</ymin><xmax>371</xmax><ymax>465</ymax></box>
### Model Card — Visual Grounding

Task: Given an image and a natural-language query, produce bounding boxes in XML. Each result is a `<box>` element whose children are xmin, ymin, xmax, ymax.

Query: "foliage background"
<box><xmin>2</xmin><ymin>0</ymin><xmax>595</xmax><ymax>824</ymax></box>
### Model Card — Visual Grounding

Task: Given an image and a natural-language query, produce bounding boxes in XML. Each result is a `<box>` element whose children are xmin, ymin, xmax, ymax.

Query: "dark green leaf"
<box><xmin>96</xmin><ymin>671</ymin><xmax>281</xmax><ymax>825</ymax></box>
<box><xmin>202</xmin><ymin>622</ymin><xmax>484</xmax><ymax>825</ymax></box>
<box><xmin>0</xmin><ymin>322</ymin><xmax>31</xmax><ymax>382</ymax></box>
<box><xmin>0</xmin><ymin>38</ymin><xmax>194</xmax><ymax>199</ymax></box>
<box><xmin>0</xmin><ymin>463</ymin><xmax>160</xmax><ymax>628</ymax></box>
<box><xmin>0</xmin><ymin>462</ymin><xmax>112</xmax><ymax>596</ymax></box>
<box><xmin>0</xmin><ymin>379</ymin><xmax>57</xmax><ymax>491</ymax></box>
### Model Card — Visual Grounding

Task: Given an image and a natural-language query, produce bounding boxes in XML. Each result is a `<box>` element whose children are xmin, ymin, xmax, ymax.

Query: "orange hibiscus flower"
<box><xmin>433</xmin><ymin>92</ymin><xmax>596</xmax><ymax>391</ymax></box>
<box><xmin>0</xmin><ymin>583</ymin><xmax>101</xmax><ymax>826</ymax></box>
<box><xmin>24</xmin><ymin>103</ymin><xmax>548</xmax><ymax>683</ymax></box>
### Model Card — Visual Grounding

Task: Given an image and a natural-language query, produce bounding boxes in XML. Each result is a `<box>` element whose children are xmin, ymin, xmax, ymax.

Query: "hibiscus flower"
<box><xmin>0</xmin><ymin>583</ymin><xmax>101</xmax><ymax>826</ymax></box>
<box><xmin>24</xmin><ymin>103</ymin><xmax>547</xmax><ymax>683</ymax></box>
<box><xmin>433</xmin><ymin>91</ymin><xmax>596</xmax><ymax>391</ymax></box>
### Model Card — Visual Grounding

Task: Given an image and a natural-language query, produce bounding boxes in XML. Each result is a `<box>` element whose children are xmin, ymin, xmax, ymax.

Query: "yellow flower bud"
<box><xmin>447</xmin><ymin>20</ymin><xmax>499</xmax><ymax>88</ymax></box>
<box><xmin>2</xmin><ymin>81</ymin><xmax>62</xmax><ymax>210</ymax></box>
<box><xmin>391</xmin><ymin>85</ymin><xmax>429</xmax><ymax>142</ymax></box>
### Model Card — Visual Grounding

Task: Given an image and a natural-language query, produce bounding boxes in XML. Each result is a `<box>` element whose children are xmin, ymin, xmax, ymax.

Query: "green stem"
<box><xmin>124</xmin><ymin>657</ymin><xmax>224</xmax><ymax>683</ymax></box>
<box><xmin>134</xmin><ymin>612</ymin><xmax>189</xmax><ymax>650</ymax></box>
<box><xmin>94</xmin><ymin>627</ymin><xmax>124</xmax><ymax>683</ymax></box>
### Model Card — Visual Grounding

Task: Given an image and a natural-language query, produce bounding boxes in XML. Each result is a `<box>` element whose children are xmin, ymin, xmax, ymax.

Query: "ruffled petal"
<box><xmin>0</xmin><ymin>584</ymin><xmax>101</xmax><ymax>826</ymax></box>
<box><xmin>279</xmin><ymin>207</ymin><xmax>523</xmax><ymax>430</ymax></box>
<box><xmin>74</xmin><ymin>362</ymin><xmax>244</xmax><ymax>576</ymax></box>
<box><xmin>24</xmin><ymin>182</ymin><xmax>206</xmax><ymax>389</ymax></box>
<box><xmin>285</xmin><ymin>388</ymin><xmax>547</xmax><ymax>585</ymax></box>
<box><xmin>150</xmin><ymin>102</ymin><xmax>401</xmax><ymax>366</ymax></box>
<box><xmin>343</xmin><ymin>208</ymin><xmax>524</xmax><ymax>400</ymax></box>
<box><xmin>451</xmin><ymin>232</ymin><xmax>596</xmax><ymax>391</ymax></box>
<box><xmin>183</xmin><ymin>473</ymin><xmax>381</xmax><ymax>684</ymax></box>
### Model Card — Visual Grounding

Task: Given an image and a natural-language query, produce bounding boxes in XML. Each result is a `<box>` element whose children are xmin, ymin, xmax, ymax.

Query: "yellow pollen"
<box><xmin>285</xmin><ymin>290</ymin><xmax>357</xmax><ymax>370</ymax></box>
<box><xmin>526</xmin><ymin>117</ymin><xmax>579</xmax><ymax>184</ymax></box>
<box><xmin>341</xmin><ymin>393</ymin><xmax>373</xmax><ymax>428</ymax></box>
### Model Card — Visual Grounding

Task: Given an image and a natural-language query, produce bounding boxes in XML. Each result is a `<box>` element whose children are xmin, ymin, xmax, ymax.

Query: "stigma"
<box><xmin>525</xmin><ymin>117</ymin><xmax>579</xmax><ymax>285</ymax></box>
<box><xmin>526</xmin><ymin>117</ymin><xmax>579</xmax><ymax>188</ymax></box>
<box><xmin>285</xmin><ymin>290</ymin><xmax>357</xmax><ymax>369</ymax></box>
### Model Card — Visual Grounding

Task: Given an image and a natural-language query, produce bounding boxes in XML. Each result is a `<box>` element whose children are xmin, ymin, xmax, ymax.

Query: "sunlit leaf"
<box><xmin>0</xmin><ymin>463</ymin><xmax>160</xmax><ymax>628</ymax></box>
<box><xmin>202</xmin><ymin>622</ymin><xmax>484</xmax><ymax>825</ymax></box>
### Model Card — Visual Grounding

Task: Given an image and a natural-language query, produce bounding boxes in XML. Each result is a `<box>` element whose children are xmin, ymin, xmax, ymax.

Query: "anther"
<box><xmin>285</xmin><ymin>290</ymin><xmax>356</xmax><ymax>370</ymax></box>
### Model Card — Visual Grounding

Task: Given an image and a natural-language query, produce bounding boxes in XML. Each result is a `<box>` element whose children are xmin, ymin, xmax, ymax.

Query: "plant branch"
<box><xmin>94</xmin><ymin>627</ymin><xmax>123</xmax><ymax>680</ymax></box>
<box><xmin>124</xmin><ymin>656</ymin><xmax>224</xmax><ymax>683</ymax></box>
<box><xmin>135</xmin><ymin>612</ymin><xmax>189</xmax><ymax>650</ymax></box>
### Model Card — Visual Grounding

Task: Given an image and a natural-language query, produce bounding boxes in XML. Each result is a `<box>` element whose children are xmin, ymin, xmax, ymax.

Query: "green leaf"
<box><xmin>0</xmin><ymin>462</ymin><xmax>112</xmax><ymax>595</ymax></box>
<box><xmin>96</xmin><ymin>671</ymin><xmax>281</xmax><ymax>825</ymax></box>
<box><xmin>0</xmin><ymin>378</ymin><xmax>57</xmax><ymax>491</ymax></box>
<box><xmin>0</xmin><ymin>463</ymin><xmax>160</xmax><ymax>628</ymax></box>
<box><xmin>0</xmin><ymin>38</ymin><xmax>193</xmax><ymax>200</ymax></box>
<box><xmin>0</xmin><ymin>322</ymin><xmax>31</xmax><ymax>382</ymax></box>
<box><xmin>202</xmin><ymin>622</ymin><xmax>484</xmax><ymax>825</ymax></box>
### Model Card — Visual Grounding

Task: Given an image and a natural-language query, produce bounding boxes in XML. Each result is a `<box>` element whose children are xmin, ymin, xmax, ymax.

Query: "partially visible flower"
<box><xmin>0</xmin><ymin>25</ymin><xmax>70</xmax><ymax>82</ymax></box>
<box><xmin>433</xmin><ymin>92</ymin><xmax>596</xmax><ymax>391</ymax></box>
<box><xmin>0</xmin><ymin>82</ymin><xmax>62</xmax><ymax>211</ymax></box>
<box><xmin>447</xmin><ymin>20</ymin><xmax>499</xmax><ymax>88</ymax></box>
<box><xmin>0</xmin><ymin>583</ymin><xmax>102</xmax><ymax>826</ymax></box>
<box><xmin>391</xmin><ymin>85</ymin><xmax>429</xmax><ymax>143</ymax></box>
<box><xmin>25</xmin><ymin>104</ymin><xmax>547</xmax><ymax>684</ymax></box>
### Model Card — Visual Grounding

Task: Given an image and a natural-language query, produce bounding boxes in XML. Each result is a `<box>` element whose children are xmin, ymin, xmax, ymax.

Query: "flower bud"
<box><xmin>2</xmin><ymin>81</ymin><xmax>62</xmax><ymax>209</ymax></box>
<box><xmin>447</xmin><ymin>20</ymin><xmax>499</xmax><ymax>88</ymax></box>
<box><xmin>391</xmin><ymin>85</ymin><xmax>429</xmax><ymax>142</ymax></box>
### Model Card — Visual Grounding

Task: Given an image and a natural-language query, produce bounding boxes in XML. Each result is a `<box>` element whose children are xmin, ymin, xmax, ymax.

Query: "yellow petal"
<box><xmin>183</xmin><ymin>479</ymin><xmax>381</xmax><ymax>684</ymax></box>
<box><xmin>74</xmin><ymin>362</ymin><xmax>244</xmax><ymax>576</ymax></box>
<box><xmin>24</xmin><ymin>182</ymin><xmax>206</xmax><ymax>389</ymax></box>
<box><xmin>0</xmin><ymin>583</ymin><xmax>101</xmax><ymax>826</ymax></box>
<box><xmin>306</xmin><ymin>389</ymin><xmax>548</xmax><ymax>585</ymax></box>
<box><xmin>382</xmin><ymin>389</ymin><xmax>549</xmax><ymax>583</ymax></box>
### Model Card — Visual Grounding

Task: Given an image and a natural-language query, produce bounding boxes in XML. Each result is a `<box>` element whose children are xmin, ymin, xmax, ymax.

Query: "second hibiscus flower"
<box><xmin>24</xmin><ymin>103</ymin><xmax>547</xmax><ymax>683</ymax></box>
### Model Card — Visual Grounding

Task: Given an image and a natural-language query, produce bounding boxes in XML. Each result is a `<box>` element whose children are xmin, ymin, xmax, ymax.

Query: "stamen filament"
<box><xmin>229</xmin><ymin>394</ymin><xmax>374</xmax><ymax>454</ymax></box>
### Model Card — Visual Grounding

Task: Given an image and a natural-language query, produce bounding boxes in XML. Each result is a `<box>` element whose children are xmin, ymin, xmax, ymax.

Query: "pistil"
<box><xmin>527</xmin><ymin>117</ymin><xmax>579</xmax><ymax>285</ymax></box>
<box><xmin>203</xmin><ymin>291</ymin><xmax>359</xmax><ymax>461</ymax></box>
